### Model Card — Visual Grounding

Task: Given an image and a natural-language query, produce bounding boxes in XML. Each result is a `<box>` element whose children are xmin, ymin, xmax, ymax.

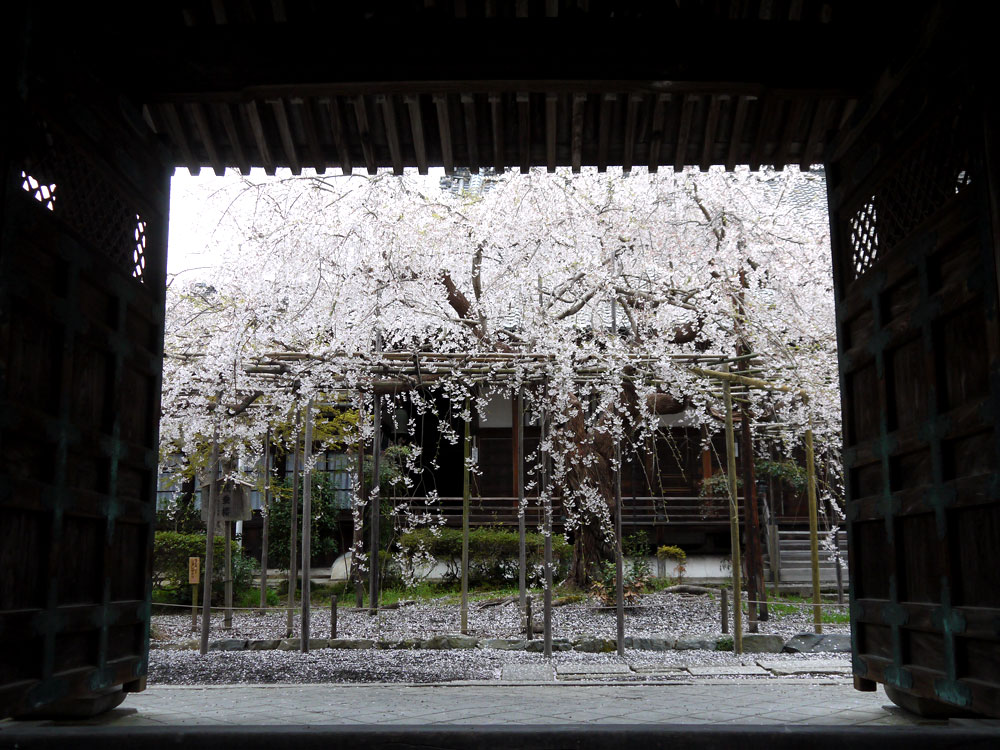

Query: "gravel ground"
<box><xmin>149</xmin><ymin>591</ymin><xmax>850</xmax><ymax>685</ymax></box>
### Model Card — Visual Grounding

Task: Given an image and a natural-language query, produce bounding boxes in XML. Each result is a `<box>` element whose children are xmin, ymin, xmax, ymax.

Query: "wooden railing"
<box><xmin>395</xmin><ymin>496</ymin><xmax>749</xmax><ymax>527</ymax></box>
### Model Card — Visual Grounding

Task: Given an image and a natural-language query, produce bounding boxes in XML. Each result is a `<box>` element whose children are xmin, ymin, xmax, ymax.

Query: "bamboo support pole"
<box><xmin>461</xmin><ymin>396</ymin><xmax>471</xmax><ymax>635</ymax></box>
<box><xmin>301</xmin><ymin>399</ymin><xmax>314</xmax><ymax>652</ymax></box>
<box><xmin>516</xmin><ymin>388</ymin><xmax>526</xmax><ymax>612</ymax></box>
<box><xmin>259</xmin><ymin>428</ymin><xmax>271</xmax><ymax>611</ymax></box>
<box><xmin>286</xmin><ymin>415</ymin><xmax>301</xmax><ymax>638</ymax></box>
<box><xmin>542</xmin><ymin>397</ymin><xmax>552</xmax><ymax>658</ymax></box>
<box><xmin>199</xmin><ymin>428</ymin><xmax>220</xmax><ymax>656</ymax></box>
<box><xmin>722</xmin><ymin>368</ymin><xmax>743</xmax><ymax>655</ymax></box>
<box><xmin>614</xmin><ymin>437</ymin><xmax>625</xmax><ymax>658</ymax></box>
<box><xmin>224</xmin><ymin>516</ymin><xmax>232</xmax><ymax>630</ymax></box>
<box><xmin>369</xmin><ymin>390</ymin><xmax>382</xmax><ymax>613</ymax></box>
<box><xmin>805</xmin><ymin>426</ymin><xmax>823</xmax><ymax>634</ymax></box>
<box><xmin>354</xmin><ymin>396</ymin><xmax>365</xmax><ymax>608</ymax></box>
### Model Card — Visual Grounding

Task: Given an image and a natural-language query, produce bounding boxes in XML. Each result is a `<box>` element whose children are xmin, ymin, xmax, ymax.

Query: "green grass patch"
<box><xmin>766</xmin><ymin>591</ymin><xmax>849</xmax><ymax>624</ymax></box>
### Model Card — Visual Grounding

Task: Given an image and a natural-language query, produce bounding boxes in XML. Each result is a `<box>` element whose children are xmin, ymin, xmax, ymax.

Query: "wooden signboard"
<box><xmin>200</xmin><ymin>480</ymin><xmax>252</xmax><ymax>522</ymax></box>
<box><xmin>188</xmin><ymin>557</ymin><xmax>200</xmax><ymax>585</ymax></box>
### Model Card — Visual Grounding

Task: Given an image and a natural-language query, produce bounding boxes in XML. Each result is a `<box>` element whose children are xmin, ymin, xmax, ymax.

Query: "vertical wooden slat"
<box><xmin>188</xmin><ymin>102</ymin><xmax>224</xmax><ymax>176</ymax></box>
<box><xmin>749</xmin><ymin>95</ymin><xmax>774</xmax><ymax>171</ymax></box>
<box><xmin>160</xmin><ymin>103</ymin><xmax>200</xmax><ymax>175</ymax></box>
<box><xmin>800</xmin><ymin>98</ymin><xmax>833</xmax><ymax>169</ymax></box>
<box><xmin>490</xmin><ymin>93</ymin><xmax>505</xmax><ymax>173</ymax></box>
<box><xmin>379</xmin><ymin>95</ymin><xmax>404</xmax><ymax>175</ymax></box>
<box><xmin>648</xmin><ymin>93</ymin><xmax>668</xmax><ymax>173</ymax></box>
<box><xmin>216</xmin><ymin>102</ymin><xmax>250</xmax><ymax>176</ymax></box>
<box><xmin>597</xmin><ymin>93</ymin><xmax>614</xmax><ymax>172</ymax></box>
<box><xmin>571</xmin><ymin>93</ymin><xmax>586</xmax><ymax>173</ymax></box>
<box><xmin>269</xmin><ymin>98</ymin><xmax>301</xmax><ymax>175</ymax></box>
<box><xmin>434</xmin><ymin>94</ymin><xmax>454</xmax><ymax>175</ymax></box>
<box><xmin>461</xmin><ymin>94</ymin><xmax>480</xmax><ymax>173</ymax></box>
<box><xmin>622</xmin><ymin>93</ymin><xmax>640</xmax><ymax>174</ymax></box>
<box><xmin>297</xmin><ymin>98</ymin><xmax>326</xmax><ymax>174</ymax></box>
<box><xmin>700</xmin><ymin>94</ymin><xmax>724</xmax><ymax>171</ymax></box>
<box><xmin>674</xmin><ymin>94</ymin><xmax>698</xmax><ymax>172</ymax></box>
<box><xmin>545</xmin><ymin>93</ymin><xmax>558</xmax><ymax>172</ymax></box>
<box><xmin>324</xmin><ymin>97</ymin><xmax>353</xmax><ymax>176</ymax></box>
<box><xmin>517</xmin><ymin>93</ymin><xmax>530</xmax><ymax>174</ymax></box>
<box><xmin>773</xmin><ymin>98</ymin><xmax>806</xmax><ymax>171</ymax></box>
<box><xmin>726</xmin><ymin>95</ymin><xmax>751</xmax><ymax>170</ymax></box>
<box><xmin>405</xmin><ymin>95</ymin><xmax>428</xmax><ymax>175</ymax></box>
<box><xmin>245</xmin><ymin>100</ymin><xmax>276</xmax><ymax>175</ymax></box>
<box><xmin>353</xmin><ymin>96</ymin><xmax>377</xmax><ymax>175</ymax></box>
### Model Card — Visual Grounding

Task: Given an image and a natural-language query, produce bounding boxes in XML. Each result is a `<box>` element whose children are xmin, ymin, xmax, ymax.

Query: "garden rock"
<box><xmin>377</xmin><ymin>638</ymin><xmax>418</xmax><ymax>649</ymax></box>
<box><xmin>209</xmin><ymin>639</ymin><xmax>247</xmax><ymax>652</ymax></box>
<box><xmin>526</xmin><ymin>638</ymin><xmax>572</xmax><ymax>653</ymax></box>
<box><xmin>624</xmin><ymin>636</ymin><xmax>675</xmax><ymax>651</ymax></box>
<box><xmin>277</xmin><ymin>638</ymin><xmax>331</xmax><ymax>650</ymax></box>
<box><xmin>419</xmin><ymin>634</ymin><xmax>479</xmax><ymax>649</ymax></box>
<box><xmin>329</xmin><ymin>638</ymin><xmax>375</xmax><ymax>649</ymax></box>
<box><xmin>247</xmin><ymin>640</ymin><xmax>281</xmax><ymax>651</ymax></box>
<box><xmin>674</xmin><ymin>635</ymin><xmax>719</xmax><ymax>650</ymax></box>
<box><xmin>783</xmin><ymin>632</ymin><xmax>852</xmax><ymax>654</ymax></box>
<box><xmin>573</xmin><ymin>636</ymin><xmax>616</xmax><ymax>653</ymax></box>
<box><xmin>480</xmin><ymin>638</ymin><xmax>529</xmax><ymax>651</ymax></box>
<box><xmin>739</xmin><ymin>634</ymin><xmax>785</xmax><ymax>653</ymax></box>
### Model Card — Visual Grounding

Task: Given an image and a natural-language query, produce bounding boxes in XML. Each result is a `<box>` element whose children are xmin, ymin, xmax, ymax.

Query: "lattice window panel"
<box><xmin>20</xmin><ymin>171</ymin><xmax>57</xmax><ymax>210</ymax></box>
<box><xmin>17</xmin><ymin>131</ymin><xmax>147</xmax><ymax>283</ymax></box>
<box><xmin>877</xmin><ymin>120</ymin><xmax>972</xmax><ymax>251</ymax></box>
<box><xmin>849</xmin><ymin>197</ymin><xmax>879</xmax><ymax>279</ymax></box>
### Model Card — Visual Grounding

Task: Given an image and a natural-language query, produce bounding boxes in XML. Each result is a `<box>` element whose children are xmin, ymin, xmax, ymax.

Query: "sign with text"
<box><xmin>188</xmin><ymin>557</ymin><xmax>200</xmax><ymax>585</ymax></box>
<box><xmin>200</xmin><ymin>480</ymin><xmax>252</xmax><ymax>522</ymax></box>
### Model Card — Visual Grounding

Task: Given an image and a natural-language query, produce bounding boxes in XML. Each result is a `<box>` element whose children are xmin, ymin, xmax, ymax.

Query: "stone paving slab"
<box><xmin>500</xmin><ymin>664</ymin><xmax>554</xmax><ymax>682</ymax></box>
<box><xmin>0</xmin><ymin>682</ymin><xmax>941</xmax><ymax>729</ymax></box>
<box><xmin>555</xmin><ymin>664</ymin><xmax>632</xmax><ymax>676</ymax></box>
<box><xmin>629</xmin><ymin>666</ymin><xmax>688</xmax><ymax>676</ymax></box>
<box><xmin>687</xmin><ymin>666</ymin><xmax>769</xmax><ymax>676</ymax></box>
<box><xmin>757</xmin><ymin>659</ymin><xmax>852</xmax><ymax>676</ymax></box>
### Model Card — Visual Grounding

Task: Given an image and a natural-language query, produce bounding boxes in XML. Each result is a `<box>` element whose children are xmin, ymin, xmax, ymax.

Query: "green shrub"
<box><xmin>399</xmin><ymin>527</ymin><xmax>571</xmax><ymax>586</ymax></box>
<box><xmin>589</xmin><ymin>559</ymin><xmax>650</xmax><ymax>606</ymax></box>
<box><xmin>153</xmin><ymin>531</ymin><xmax>255</xmax><ymax>606</ymax></box>
<box><xmin>265</xmin><ymin>473</ymin><xmax>341</xmax><ymax>569</ymax></box>
<box><xmin>623</xmin><ymin>531</ymin><xmax>650</xmax><ymax>557</ymax></box>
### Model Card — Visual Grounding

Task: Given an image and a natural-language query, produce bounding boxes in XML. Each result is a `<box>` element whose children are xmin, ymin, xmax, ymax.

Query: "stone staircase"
<box><xmin>762</xmin><ymin>528</ymin><xmax>847</xmax><ymax>592</ymax></box>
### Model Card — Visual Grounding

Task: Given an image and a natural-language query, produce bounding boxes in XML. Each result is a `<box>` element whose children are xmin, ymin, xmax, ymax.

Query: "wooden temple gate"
<box><xmin>1</xmin><ymin>0</ymin><xmax>998</xmax><ymax>720</ymax></box>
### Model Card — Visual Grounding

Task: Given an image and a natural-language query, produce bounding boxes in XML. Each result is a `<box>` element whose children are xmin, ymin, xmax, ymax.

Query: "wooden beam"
<box><xmin>461</xmin><ymin>93</ymin><xmax>480</xmax><ymax>173</ymax></box>
<box><xmin>245</xmin><ymin>100</ymin><xmax>276</xmax><ymax>175</ymax></box>
<box><xmin>622</xmin><ymin>93</ymin><xmax>640</xmax><ymax>174</ymax></box>
<box><xmin>379</xmin><ymin>94</ymin><xmax>404</xmax><ymax>175</ymax></box>
<box><xmin>489</xmin><ymin>92</ymin><xmax>505</xmax><ymax>173</ymax></box>
<box><xmin>160</xmin><ymin>102</ymin><xmax>200</xmax><ymax>175</ymax></box>
<box><xmin>270</xmin><ymin>98</ymin><xmax>301</xmax><ymax>174</ymax></box>
<box><xmin>700</xmin><ymin>94</ymin><xmax>724</xmax><ymax>171</ymax></box>
<box><xmin>434</xmin><ymin>94</ymin><xmax>454</xmax><ymax>174</ymax></box>
<box><xmin>354</xmin><ymin>95</ymin><xmax>378</xmax><ymax>175</ymax></box>
<box><xmin>597</xmin><ymin>93</ymin><xmax>614</xmax><ymax>172</ymax></box>
<box><xmin>648</xmin><ymin>94</ymin><xmax>668</xmax><ymax>173</ymax></box>
<box><xmin>571</xmin><ymin>93</ymin><xmax>586</xmax><ymax>173</ymax></box>
<box><xmin>545</xmin><ymin>93</ymin><xmax>558</xmax><ymax>173</ymax></box>
<box><xmin>405</xmin><ymin>95</ymin><xmax>428</xmax><ymax>175</ymax></box>
<box><xmin>517</xmin><ymin>92</ymin><xmax>530</xmax><ymax>174</ymax></box>
<box><xmin>297</xmin><ymin>98</ymin><xmax>326</xmax><ymax>174</ymax></box>
<box><xmin>216</xmin><ymin>102</ymin><xmax>250</xmax><ymax>175</ymax></box>
<box><xmin>188</xmin><ymin>102</ymin><xmax>224</xmax><ymax>176</ymax></box>
<box><xmin>674</xmin><ymin>94</ymin><xmax>698</xmax><ymax>172</ymax></box>
<box><xmin>726</xmin><ymin>95</ymin><xmax>751</xmax><ymax>170</ymax></box>
<box><xmin>325</xmin><ymin>97</ymin><xmax>353</xmax><ymax>175</ymax></box>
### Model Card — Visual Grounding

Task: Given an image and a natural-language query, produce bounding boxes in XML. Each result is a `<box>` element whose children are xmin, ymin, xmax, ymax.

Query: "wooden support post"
<box><xmin>354</xmin><ymin>396</ymin><xmax>365</xmax><ymax>608</ymax></box>
<box><xmin>525</xmin><ymin>595</ymin><xmax>533</xmax><ymax>640</ymax></box>
<box><xmin>515</xmin><ymin>388</ymin><xmax>526</xmax><ymax>613</ymax></box>
<box><xmin>805</xmin><ymin>425</ymin><xmax>822</xmax><ymax>634</ymax></box>
<box><xmin>331</xmin><ymin>595</ymin><xmax>338</xmax><ymax>639</ymax></box>
<box><xmin>301</xmin><ymin>398</ymin><xmax>314</xmax><ymax>652</ymax></box>
<box><xmin>740</xmin><ymin>405</ymin><xmax>765</xmax><ymax>628</ymax></box>
<box><xmin>836</xmin><ymin>552</ymin><xmax>845</xmax><ymax>605</ymax></box>
<box><xmin>191</xmin><ymin>582</ymin><xmax>199</xmax><ymax>631</ymax></box>
<box><xmin>722</xmin><ymin>367</ymin><xmax>743</xmax><ymax>655</ymax></box>
<box><xmin>721</xmin><ymin>587</ymin><xmax>729</xmax><ymax>634</ymax></box>
<box><xmin>461</xmin><ymin>396</ymin><xmax>471</xmax><ymax>635</ymax></box>
<box><xmin>199</xmin><ymin>430</ymin><xmax>220</xmax><ymax>656</ymax></box>
<box><xmin>286</xmin><ymin>414</ymin><xmax>301</xmax><ymax>638</ymax></box>
<box><xmin>224</xmin><ymin>516</ymin><xmax>232</xmax><ymax>630</ymax></box>
<box><xmin>614</xmin><ymin>437</ymin><xmax>625</xmax><ymax>658</ymax></box>
<box><xmin>259</xmin><ymin>428</ymin><xmax>271</xmax><ymax>611</ymax></box>
<box><xmin>369</xmin><ymin>389</ymin><xmax>382</xmax><ymax>613</ymax></box>
<box><xmin>541</xmin><ymin>396</ymin><xmax>552</xmax><ymax>658</ymax></box>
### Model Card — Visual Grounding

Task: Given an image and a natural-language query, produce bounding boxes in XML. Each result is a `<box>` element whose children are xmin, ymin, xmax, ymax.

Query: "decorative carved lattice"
<box><xmin>848</xmin><ymin>118</ymin><xmax>971</xmax><ymax>280</ymax></box>
<box><xmin>849</xmin><ymin>197</ymin><xmax>879</xmax><ymax>278</ymax></box>
<box><xmin>17</xmin><ymin>131</ymin><xmax>146</xmax><ymax>283</ymax></box>
<box><xmin>20</xmin><ymin>171</ymin><xmax>56</xmax><ymax>210</ymax></box>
